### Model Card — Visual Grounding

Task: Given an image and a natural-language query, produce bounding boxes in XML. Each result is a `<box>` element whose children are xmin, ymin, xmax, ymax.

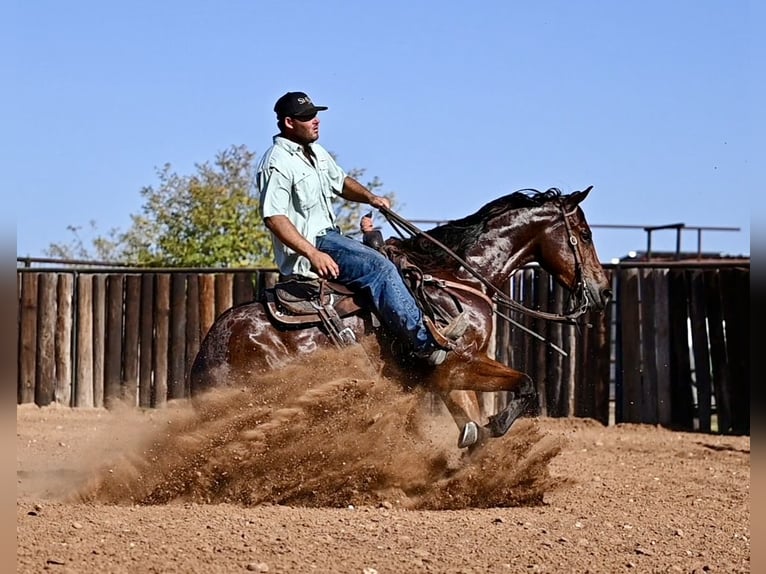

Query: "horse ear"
<box><xmin>565</xmin><ymin>185</ymin><xmax>593</xmax><ymax>209</ymax></box>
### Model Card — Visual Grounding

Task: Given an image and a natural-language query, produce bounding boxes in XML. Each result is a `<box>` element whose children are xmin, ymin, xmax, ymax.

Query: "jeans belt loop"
<box><xmin>317</xmin><ymin>226</ymin><xmax>338</xmax><ymax>237</ymax></box>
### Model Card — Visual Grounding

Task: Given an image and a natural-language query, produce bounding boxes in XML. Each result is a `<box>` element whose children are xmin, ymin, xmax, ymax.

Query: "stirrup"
<box><xmin>424</xmin><ymin>312</ymin><xmax>469</xmax><ymax>349</ymax></box>
<box><xmin>457</xmin><ymin>421</ymin><xmax>479</xmax><ymax>448</ymax></box>
<box><xmin>414</xmin><ymin>347</ymin><xmax>447</xmax><ymax>366</ymax></box>
<box><xmin>441</xmin><ymin>311</ymin><xmax>469</xmax><ymax>340</ymax></box>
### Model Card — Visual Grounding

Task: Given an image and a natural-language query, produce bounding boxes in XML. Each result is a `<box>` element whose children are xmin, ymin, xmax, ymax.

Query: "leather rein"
<box><xmin>378</xmin><ymin>200</ymin><xmax>591</xmax><ymax>326</ymax></box>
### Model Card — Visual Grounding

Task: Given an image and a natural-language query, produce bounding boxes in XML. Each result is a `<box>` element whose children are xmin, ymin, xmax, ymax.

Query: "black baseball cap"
<box><xmin>274</xmin><ymin>91</ymin><xmax>328</xmax><ymax>119</ymax></box>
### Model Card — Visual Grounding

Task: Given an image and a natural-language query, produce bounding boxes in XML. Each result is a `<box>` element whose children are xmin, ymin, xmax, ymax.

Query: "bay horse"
<box><xmin>189</xmin><ymin>186</ymin><xmax>611</xmax><ymax>448</ymax></box>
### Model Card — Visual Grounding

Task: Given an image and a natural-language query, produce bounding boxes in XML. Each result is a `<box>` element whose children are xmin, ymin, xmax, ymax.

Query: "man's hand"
<box><xmin>368</xmin><ymin>195</ymin><xmax>390</xmax><ymax>211</ymax></box>
<box><xmin>360</xmin><ymin>213</ymin><xmax>374</xmax><ymax>233</ymax></box>
<box><xmin>342</xmin><ymin>177</ymin><xmax>391</xmax><ymax>212</ymax></box>
<box><xmin>265</xmin><ymin>215</ymin><xmax>341</xmax><ymax>279</ymax></box>
<box><xmin>308</xmin><ymin>249</ymin><xmax>340</xmax><ymax>279</ymax></box>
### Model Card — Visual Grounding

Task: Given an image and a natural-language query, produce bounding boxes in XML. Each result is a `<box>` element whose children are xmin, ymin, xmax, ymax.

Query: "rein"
<box><xmin>378</xmin><ymin>203</ymin><xmax>590</xmax><ymax>325</ymax></box>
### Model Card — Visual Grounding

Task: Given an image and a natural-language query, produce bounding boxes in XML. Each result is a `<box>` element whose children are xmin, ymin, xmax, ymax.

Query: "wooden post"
<box><xmin>19</xmin><ymin>273</ymin><xmax>38</xmax><ymax>404</ymax></box>
<box><xmin>689</xmin><ymin>270</ymin><xmax>712</xmax><ymax>431</ymax></box>
<box><xmin>215</xmin><ymin>274</ymin><xmax>234</xmax><ymax>317</ymax></box>
<box><xmin>199</xmin><ymin>274</ymin><xmax>216</xmax><ymax>339</ymax></box>
<box><xmin>138</xmin><ymin>274</ymin><xmax>155</xmax><ymax>408</ymax></box>
<box><xmin>123</xmin><ymin>275</ymin><xmax>142</xmax><ymax>406</ymax></box>
<box><xmin>104</xmin><ymin>274</ymin><xmax>124</xmax><ymax>409</ymax></box>
<box><xmin>168</xmin><ymin>273</ymin><xmax>187</xmax><ymax>399</ymax></box>
<box><xmin>563</xmin><ymin>326</ymin><xmax>575</xmax><ymax>418</ymax></box>
<box><xmin>153</xmin><ymin>274</ymin><xmax>170</xmax><ymax>407</ymax></box>
<box><xmin>546</xmin><ymin>280</ymin><xmax>565</xmax><ymax>415</ymax></box>
<box><xmin>618</xmin><ymin>268</ymin><xmax>642</xmax><ymax>423</ymax></box>
<box><xmin>704</xmin><ymin>269</ymin><xmax>731</xmax><ymax>433</ymax></box>
<box><xmin>653</xmin><ymin>270</ymin><xmax>672</xmax><ymax>426</ymax></box>
<box><xmin>35</xmin><ymin>273</ymin><xmax>57</xmax><ymax>406</ymax></box>
<box><xmin>588</xmin><ymin>302</ymin><xmax>611</xmax><ymax>425</ymax></box>
<box><xmin>185</xmin><ymin>274</ymin><xmax>200</xmax><ymax>389</ymax></box>
<box><xmin>722</xmin><ymin>268</ymin><xmax>749</xmax><ymax>435</ymax></box>
<box><xmin>639</xmin><ymin>269</ymin><xmax>659</xmax><ymax>424</ymax></box>
<box><xmin>75</xmin><ymin>274</ymin><xmax>94</xmax><ymax>407</ymax></box>
<box><xmin>534</xmin><ymin>270</ymin><xmax>551</xmax><ymax>414</ymax></box>
<box><xmin>668</xmin><ymin>269</ymin><xmax>694</xmax><ymax>429</ymax></box>
<box><xmin>233</xmin><ymin>272</ymin><xmax>256</xmax><ymax>305</ymax></box>
<box><xmin>92</xmin><ymin>274</ymin><xmax>106</xmax><ymax>408</ymax></box>
<box><xmin>55</xmin><ymin>274</ymin><xmax>73</xmax><ymax>406</ymax></box>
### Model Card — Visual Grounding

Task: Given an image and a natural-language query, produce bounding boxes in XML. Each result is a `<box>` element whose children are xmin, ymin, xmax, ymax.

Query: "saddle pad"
<box><xmin>274</xmin><ymin>278</ymin><xmax>356</xmax><ymax>304</ymax></box>
<box><xmin>275</xmin><ymin>280</ymin><xmax>321</xmax><ymax>303</ymax></box>
<box><xmin>265</xmin><ymin>285</ymin><xmax>366</xmax><ymax>320</ymax></box>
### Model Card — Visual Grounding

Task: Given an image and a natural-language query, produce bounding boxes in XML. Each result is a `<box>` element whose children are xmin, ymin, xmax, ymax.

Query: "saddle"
<box><xmin>263</xmin><ymin>277</ymin><xmax>367</xmax><ymax>347</ymax></box>
<box><xmin>263</xmin><ymin>240</ymin><xmax>467</xmax><ymax>349</ymax></box>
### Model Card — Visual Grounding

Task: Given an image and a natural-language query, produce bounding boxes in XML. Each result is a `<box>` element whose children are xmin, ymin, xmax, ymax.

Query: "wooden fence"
<box><xmin>17</xmin><ymin>269</ymin><xmax>267</xmax><ymax>409</ymax></box>
<box><xmin>16</xmin><ymin>261</ymin><xmax>749</xmax><ymax>434</ymax></box>
<box><xmin>494</xmin><ymin>262</ymin><xmax>749</xmax><ymax>435</ymax></box>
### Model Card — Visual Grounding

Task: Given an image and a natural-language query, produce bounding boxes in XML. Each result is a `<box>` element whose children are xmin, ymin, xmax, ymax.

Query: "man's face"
<box><xmin>285</xmin><ymin>113</ymin><xmax>320</xmax><ymax>144</ymax></box>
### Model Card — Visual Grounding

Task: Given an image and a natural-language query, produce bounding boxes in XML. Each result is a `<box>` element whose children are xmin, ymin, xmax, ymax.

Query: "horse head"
<box><xmin>404</xmin><ymin>186</ymin><xmax>611</xmax><ymax>314</ymax></box>
<box><xmin>533</xmin><ymin>186</ymin><xmax>612</xmax><ymax>312</ymax></box>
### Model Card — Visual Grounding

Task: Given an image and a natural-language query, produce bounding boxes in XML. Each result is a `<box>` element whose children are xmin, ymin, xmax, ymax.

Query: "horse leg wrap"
<box><xmin>515</xmin><ymin>375</ymin><xmax>535</xmax><ymax>399</ymax></box>
<box><xmin>484</xmin><ymin>396</ymin><xmax>531</xmax><ymax>438</ymax></box>
<box><xmin>516</xmin><ymin>375</ymin><xmax>539</xmax><ymax>416</ymax></box>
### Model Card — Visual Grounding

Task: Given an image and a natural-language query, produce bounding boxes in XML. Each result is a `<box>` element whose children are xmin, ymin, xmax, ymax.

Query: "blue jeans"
<box><xmin>315</xmin><ymin>230</ymin><xmax>434</xmax><ymax>353</ymax></box>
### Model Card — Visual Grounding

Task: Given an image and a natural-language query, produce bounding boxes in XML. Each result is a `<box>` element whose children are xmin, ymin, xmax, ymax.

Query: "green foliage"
<box><xmin>47</xmin><ymin>144</ymin><xmax>396</xmax><ymax>267</ymax></box>
<box><xmin>122</xmin><ymin>145</ymin><xmax>271</xmax><ymax>267</ymax></box>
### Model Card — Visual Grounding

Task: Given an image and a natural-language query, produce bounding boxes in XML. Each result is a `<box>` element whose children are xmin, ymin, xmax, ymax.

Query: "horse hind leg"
<box><xmin>436</xmin><ymin>359</ymin><xmax>539</xmax><ymax>446</ymax></box>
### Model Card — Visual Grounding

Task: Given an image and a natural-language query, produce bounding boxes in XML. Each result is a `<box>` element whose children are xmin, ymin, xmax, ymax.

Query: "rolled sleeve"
<box><xmin>259</xmin><ymin>166</ymin><xmax>293</xmax><ymax>218</ymax></box>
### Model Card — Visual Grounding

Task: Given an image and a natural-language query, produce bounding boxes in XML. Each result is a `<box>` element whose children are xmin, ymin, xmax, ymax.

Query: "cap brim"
<box><xmin>293</xmin><ymin>105</ymin><xmax>328</xmax><ymax>118</ymax></box>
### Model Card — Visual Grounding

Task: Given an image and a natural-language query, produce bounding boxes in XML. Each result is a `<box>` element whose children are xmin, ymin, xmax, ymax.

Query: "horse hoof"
<box><xmin>457</xmin><ymin>421</ymin><xmax>479</xmax><ymax>448</ymax></box>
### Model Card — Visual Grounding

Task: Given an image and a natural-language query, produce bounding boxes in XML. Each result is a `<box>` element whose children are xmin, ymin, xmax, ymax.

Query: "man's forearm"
<box><xmin>340</xmin><ymin>177</ymin><xmax>374</xmax><ymax>203</ymax></box>
<box><xmin>264</xmin><ymin>215</ymin><xmax>319</xmax><ymax>258</ymax></box>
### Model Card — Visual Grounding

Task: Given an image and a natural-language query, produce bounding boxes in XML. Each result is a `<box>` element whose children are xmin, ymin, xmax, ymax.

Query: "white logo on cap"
<box><xmin>297</xmin><ymin>96</ymin><xmax>312</xmax><ymax>105</ymax></box>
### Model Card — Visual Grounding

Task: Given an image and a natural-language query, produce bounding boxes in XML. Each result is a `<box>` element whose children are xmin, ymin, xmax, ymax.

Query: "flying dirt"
<box><xmin>72</xmin><ymin>343</ymin><xmax>567</xmax><ymax>510</ymax></box>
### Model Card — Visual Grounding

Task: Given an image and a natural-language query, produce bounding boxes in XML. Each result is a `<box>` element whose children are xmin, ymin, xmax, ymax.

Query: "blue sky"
<box><xmin>6</xmin><ymin>1</ymin><xmax>760</xmax><ymax>263</ymax></box>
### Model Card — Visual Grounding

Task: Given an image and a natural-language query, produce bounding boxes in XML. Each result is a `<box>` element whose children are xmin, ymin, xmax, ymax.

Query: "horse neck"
<box><xmin>459</xmin><ymin>209</ymin><xmax>554</xmax><ymax>288</ymax></box>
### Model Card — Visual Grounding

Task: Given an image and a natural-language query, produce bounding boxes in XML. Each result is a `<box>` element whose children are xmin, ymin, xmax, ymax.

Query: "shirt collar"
<box><xmin>273</xmin><ymin>135</ymin><xmax>311</xmax><ymax>155</ymax></box>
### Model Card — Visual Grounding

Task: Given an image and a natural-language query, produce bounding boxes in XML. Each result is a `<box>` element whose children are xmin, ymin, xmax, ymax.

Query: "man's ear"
<box><xmin>283</xmin><ymin>117</ymin><xmax>295</xmax><ymax>130</ymax></box>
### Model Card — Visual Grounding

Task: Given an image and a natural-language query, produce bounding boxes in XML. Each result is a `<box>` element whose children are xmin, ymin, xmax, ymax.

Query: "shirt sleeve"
<box><xmin>258</xmin><ymin>166</ymin><xmax>293</xmax><ymax>219</ymax></box>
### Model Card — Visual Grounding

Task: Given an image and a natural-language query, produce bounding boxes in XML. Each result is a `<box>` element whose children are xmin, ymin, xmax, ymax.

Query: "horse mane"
<box><xmin>391</xmin><ymin>187</ymin><xmax>564</xmax><ymax>269</ymax></box>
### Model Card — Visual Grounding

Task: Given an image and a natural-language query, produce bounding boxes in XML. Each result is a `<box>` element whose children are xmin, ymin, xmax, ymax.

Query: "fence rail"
<box><xmin>16</xmin><ymin>261</ymin><xmax>749</xmax><ymax>434</ymax></box>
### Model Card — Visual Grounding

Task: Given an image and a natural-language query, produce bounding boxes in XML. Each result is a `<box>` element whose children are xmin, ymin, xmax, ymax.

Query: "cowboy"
<box><xmin>256</xmin><ymin>91</ymin><xmax>464</xmax><ymax>364</ymax></box>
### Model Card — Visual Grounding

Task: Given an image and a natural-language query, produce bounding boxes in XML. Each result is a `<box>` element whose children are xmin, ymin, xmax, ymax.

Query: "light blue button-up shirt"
<box><xmin>257</xmin><ymin>136</ymin><xmax>347</xmax><ymax>277</ymax></box>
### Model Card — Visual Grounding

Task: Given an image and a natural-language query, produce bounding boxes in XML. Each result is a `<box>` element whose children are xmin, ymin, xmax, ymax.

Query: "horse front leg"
<box><xmin>438</xmin><ymin>390</ymin><xmax>483</xmax><ymax>449</ymax></box>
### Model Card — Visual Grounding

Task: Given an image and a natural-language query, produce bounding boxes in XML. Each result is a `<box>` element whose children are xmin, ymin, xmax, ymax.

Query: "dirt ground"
<box><xmin>16</xmin><ymin>347</ymin><xmax>750</xmax><ymax>573</ymax></box>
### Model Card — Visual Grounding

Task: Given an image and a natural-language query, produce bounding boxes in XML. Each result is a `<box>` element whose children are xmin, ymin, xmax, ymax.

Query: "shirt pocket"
<box><xmin>293</xmin><ymin>170</ymin><xmax>320</xmax><ymax>211</ymax></box>
<box><xmin>316</xmin><ymin>157</ymin><xmax>338</xmax><ymax>199</ymax></box>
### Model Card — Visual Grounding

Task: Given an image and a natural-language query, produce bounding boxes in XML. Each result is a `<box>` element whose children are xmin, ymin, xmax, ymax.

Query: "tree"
<box><xmin>47</xmin><ymin>144</ymin><xmax>395</xmax><ymax>267</ymax></box>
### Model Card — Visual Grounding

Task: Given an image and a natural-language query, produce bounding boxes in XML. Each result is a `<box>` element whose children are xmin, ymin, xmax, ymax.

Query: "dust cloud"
<box><xmin>73</xmin><ymin>345</ymin><xmax>568</xmax><ymax>509</ymax></box>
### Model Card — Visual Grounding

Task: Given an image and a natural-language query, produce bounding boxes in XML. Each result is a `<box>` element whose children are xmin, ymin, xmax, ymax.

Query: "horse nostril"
<box><xmin>602</xmin><ymin>288</ymin><xmax>613</xmax><ymax>302</ymax></box>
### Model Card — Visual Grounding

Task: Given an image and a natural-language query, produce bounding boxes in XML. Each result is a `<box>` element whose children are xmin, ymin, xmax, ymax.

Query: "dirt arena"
<box><xmin>16</xmin><ymin>347</ymin><xmax>749</xmax><ymax>573</ymax></box>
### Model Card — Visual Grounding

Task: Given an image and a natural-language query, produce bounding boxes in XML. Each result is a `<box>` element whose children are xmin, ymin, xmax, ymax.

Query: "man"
<box><xmin>257</xmin><ymin>91</ymin><xmax>463</xmax><ymax>365</ymax></box>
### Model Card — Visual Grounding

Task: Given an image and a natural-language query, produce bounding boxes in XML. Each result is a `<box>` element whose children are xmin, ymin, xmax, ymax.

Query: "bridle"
<box><xmin>379</xmin><ymin>197</ymin><xmax>592</xmax><ymax>325</ymax></box>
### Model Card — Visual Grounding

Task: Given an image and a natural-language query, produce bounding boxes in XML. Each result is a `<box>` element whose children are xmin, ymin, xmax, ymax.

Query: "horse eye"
<box><xmin>581</xmin><ymin>230</ymin><xmax>592</xmax><ymax>243</ymax></box>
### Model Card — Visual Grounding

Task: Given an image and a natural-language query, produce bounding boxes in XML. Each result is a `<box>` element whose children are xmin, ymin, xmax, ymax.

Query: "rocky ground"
<box><xmin>16</xmin><ymin>351</ymin><xmax>750</xmax><ymax>573</ymax></box>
